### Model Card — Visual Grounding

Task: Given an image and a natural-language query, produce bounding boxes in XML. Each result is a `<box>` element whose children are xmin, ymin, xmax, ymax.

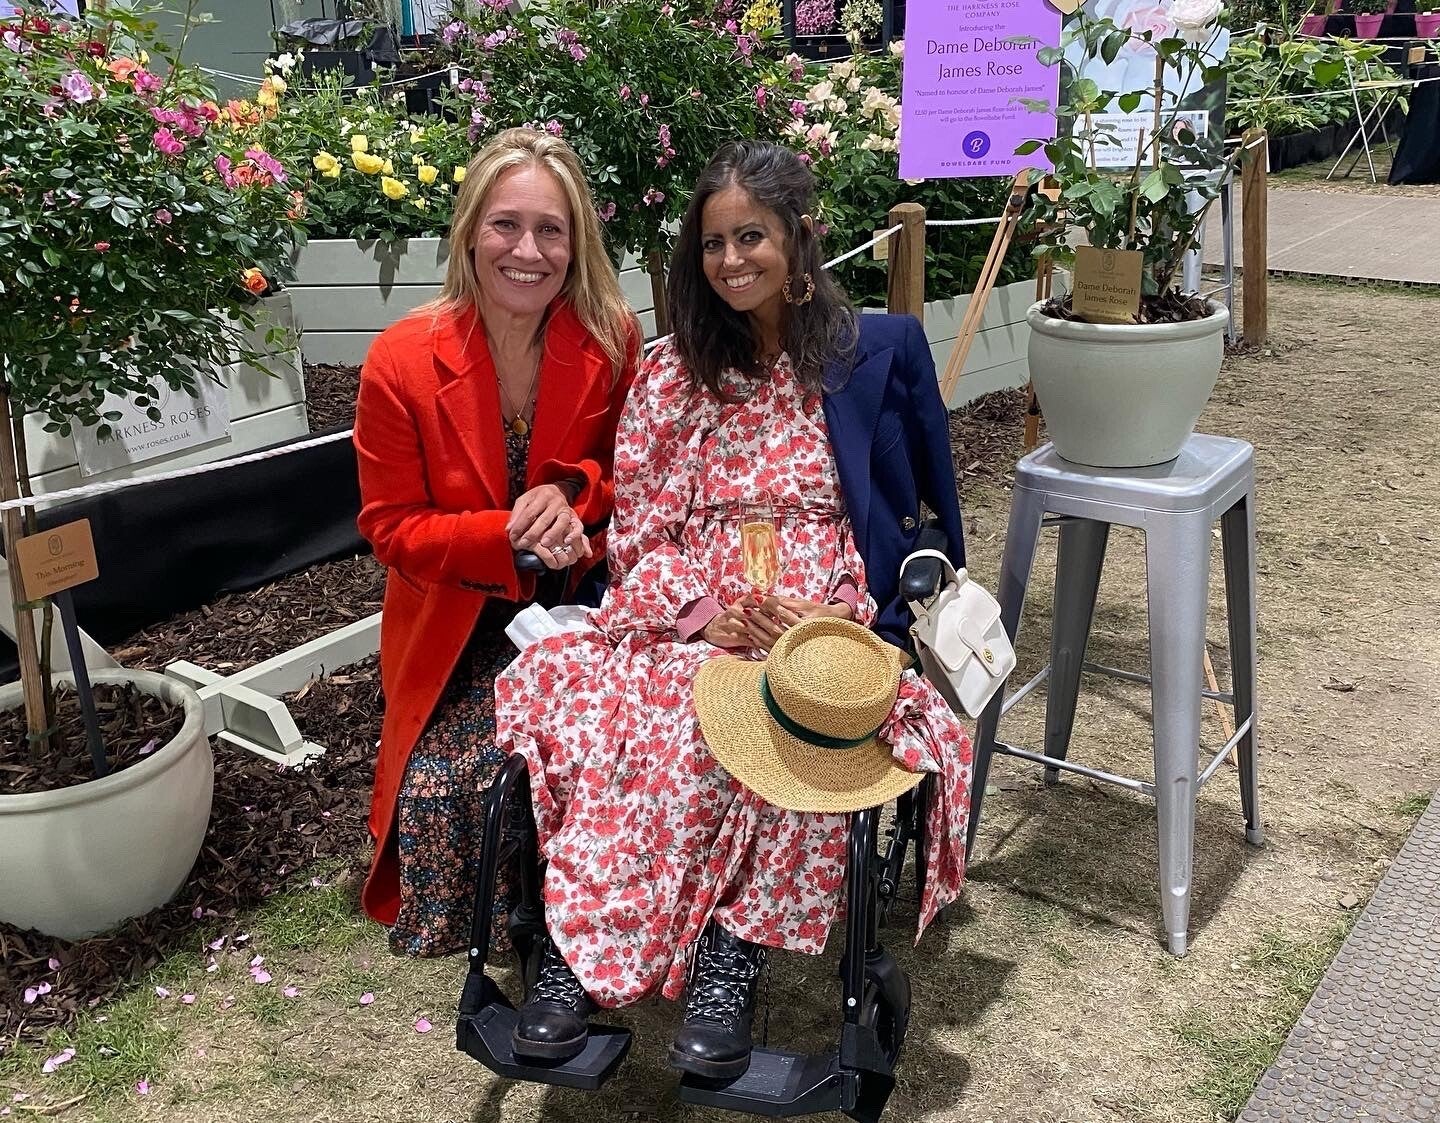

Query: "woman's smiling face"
<box><xmin>472</xmin><ymin>163</ymin><xmax>572</xmax><ymax>321</ymax></box>
<box><xmin>700</xmin><ymin>184</ymin><xmax>790</xmax><ymax>320</ymax></box>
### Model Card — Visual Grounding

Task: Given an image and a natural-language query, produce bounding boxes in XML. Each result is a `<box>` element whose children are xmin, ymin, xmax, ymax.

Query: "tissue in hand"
<box><xmin>505</xmin><ymin>604</ymin><xmax>596</xmax><ymax>651</ymax></box>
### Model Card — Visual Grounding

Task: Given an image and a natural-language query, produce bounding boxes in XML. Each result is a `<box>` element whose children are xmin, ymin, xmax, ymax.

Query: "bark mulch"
<box><xmin>304</xmin><ymin>362</ymin><xmax>361</xmax><ymax>433</ymax></box>
<box><xmin>114</xmin><ymin>554</ymin><xmax>384</xmax><ymax>676</ymax></box>
<box><xmin>0</xmin><ymin>684</ymin><xmax>183</xmax><ymax>797</ymax></box>
<box><xmin>0</xmin><ymin>378</ymin><xmax>1027</xmax><ymax>1052</ymax></box>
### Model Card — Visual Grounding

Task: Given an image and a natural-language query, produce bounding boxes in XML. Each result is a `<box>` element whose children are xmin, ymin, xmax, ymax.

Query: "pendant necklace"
<box><xmin>498</xmin><ymin>367</ymin><xmax>540</xmax><ymax>437</ymax></box>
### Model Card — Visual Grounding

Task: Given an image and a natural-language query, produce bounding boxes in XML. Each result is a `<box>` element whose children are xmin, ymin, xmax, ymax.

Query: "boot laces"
<box><xmin>532</xmin><ymin>943</ymin><xmax>585</xmax><ymax>1007</ymax></box>
<box><xmin>684</xmin><ymin>931</ymin><xmax>766</xmax><ymax>1028</ymax></box>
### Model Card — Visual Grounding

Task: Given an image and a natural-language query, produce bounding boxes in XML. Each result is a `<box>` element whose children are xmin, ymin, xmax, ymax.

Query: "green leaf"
<box><xmin>84</xmin><ymin>194</ymin><xmax>113</xmax><ymax>210</ymax></box>
<box><xmin>1118</xmin><ymin>91</ymin><xmax>1144</xmax><ymax>113</ymax></box>
<box><xmin>1015</xmin><ymin>139</ymin><xmax>1044</xmax><ymax>155</ymax></box>
<box><xmin>1140</xmin><ymin>169</ymin><xmax>1169</xmax><ymax>203</ymax></box>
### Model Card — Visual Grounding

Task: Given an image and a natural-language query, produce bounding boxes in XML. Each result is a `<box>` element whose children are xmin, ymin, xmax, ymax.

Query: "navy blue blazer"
<box><xmin>823</xmin><ymin>313</ymin><xmax>966</xmax><ymax>651</ymax></box>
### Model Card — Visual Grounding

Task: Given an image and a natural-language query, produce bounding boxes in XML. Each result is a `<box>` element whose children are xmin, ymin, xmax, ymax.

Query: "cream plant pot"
<box><xmin>0</xmin><ymin>669</ymin><xmax>212</xmax><ymax>939</ymax></box>
<box><xmin>1026</xmin><ymin>301</ymin><xmax>1230</xmax><ymax>468</ymax></box>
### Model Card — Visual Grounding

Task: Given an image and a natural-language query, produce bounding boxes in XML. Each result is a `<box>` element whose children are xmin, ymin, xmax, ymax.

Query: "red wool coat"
<box><xmin>353</xmin><ymin>299</ymin><xmax>637</xmax><ymax>925</ymax></box>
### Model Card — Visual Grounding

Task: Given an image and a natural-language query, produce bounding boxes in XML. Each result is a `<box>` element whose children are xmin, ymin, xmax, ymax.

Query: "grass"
<box><xmin>1173</xmin><ymin>919</ymin><xmax>1358</xmax><ymax>1121</ymax></box>
<box><xmin>0</xmin><ymin>875</ymin><xmax>376</xmax><ymax>1113</ymax></box>
<box><xmin>1391</xmin><ymin>791</ymin><xmax>1433</xmax><ymax>819</ymax></box>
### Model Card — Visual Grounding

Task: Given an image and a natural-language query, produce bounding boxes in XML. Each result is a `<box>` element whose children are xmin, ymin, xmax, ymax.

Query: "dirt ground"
<box><xmin>4</xmin><ymin>277</ymin><xmax>1439</xmax><ymax>1123</ymax></box>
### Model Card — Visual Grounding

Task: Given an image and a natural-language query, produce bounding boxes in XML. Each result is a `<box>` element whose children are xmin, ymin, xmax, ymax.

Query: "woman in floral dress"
<box><xmin>494</xmin><ymin>141</ymin><xmax>974</xmax><ymax>1077</ymax></box>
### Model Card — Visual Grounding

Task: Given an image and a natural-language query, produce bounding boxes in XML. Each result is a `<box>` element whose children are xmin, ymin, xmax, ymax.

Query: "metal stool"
<box><xmin>969</xmin><ymin>434</ymin><xmax>1264</xmax><ymax>956</ymax></box>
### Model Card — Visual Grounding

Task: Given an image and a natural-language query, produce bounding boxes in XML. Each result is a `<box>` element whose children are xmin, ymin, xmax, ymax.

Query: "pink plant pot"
<box><xmin>1417</xmin><ymin>12</ymin><xmax>1440</xmax><ymax>35</ymax></box>
<box><xmin>1301</xmin><ymin>13</ymin><xmax>1328</xmax><ymax>34</ymax></box>
<box><xmin>1354</xmin><ymin>13</ymin><xmax>1385</xmax><ymax>36</ymax></box>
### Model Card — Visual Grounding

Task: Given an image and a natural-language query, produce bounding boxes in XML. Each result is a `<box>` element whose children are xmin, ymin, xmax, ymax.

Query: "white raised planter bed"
<box><xmin>293</xmin><ymin>239</ymin><xmax>1063</xmax><ymax>406</ymax></box>
<box><xmin>20</xmin><ymin>292</ymin><xmax>309</xmax><ymax>500</ymax></box>
<box><xmin>289</xmin><ymin>237</ymin><xmax>659</xmax><ymax>367</ymax></box>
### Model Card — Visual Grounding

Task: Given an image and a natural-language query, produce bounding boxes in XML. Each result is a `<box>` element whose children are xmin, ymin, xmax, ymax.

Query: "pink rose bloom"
<box><xmin>60</xmin><ymin>70</ymin><xmax>94</xmax><ymax>103</ymax></box>
<box><xmin>215</xmin><ymin>154</ymin><xmax>238</xmax><ymax>188</ymax></box>
<box><xmin>790</xmin><ymin>99</ymin><xmax>806</xmax><ymax>119</ymax></box>
<box><xmin>93</xmin><ymin>241</ymin><xmax>111</xmax><ymax>252</ymax></box>
<box><xmin>544</xmin><ymin>119</ymin><xmax>564</xmax><ymax>136</ymax></box>
<box><xmin>152</xmin><ymin>127</ymin><xmax>186</xmax><ymax>157</ymax></box>
<box><xmin>154</xmin><ymin>208</ymin><xmax>173</xmax><ymax>225</ymax></box>
<box><xmin>755</xmin><ymin>84</ymin><xmax>768</xmax><ymax>108</ymax></box>
<box><xmin>620</xmin><ymin>84</ymin><xmax>632</xmax><ymax>100</ymax></box>
<box><xmin>639</xmin><ymin>93</ymin><xmax>650</xmax><ymax>107</ymax></box>
<box><xmin>597</xmin><ymin>201</ymin><xmax>617</xmax><ymax>222</ymax></box>
<box><xmin>569</xmin><ymin>43</ymin><xmax>587</xmax><ymax>60</ymax></box>
<box><xmin>658</xmin><ymin>124</ymin><xmax>672</xmax><ymax>148</ymax></box>
<box><xmin>132</xmin><ymin>70</ymin><xmax>161</xmax><ymax>96</ymax></box>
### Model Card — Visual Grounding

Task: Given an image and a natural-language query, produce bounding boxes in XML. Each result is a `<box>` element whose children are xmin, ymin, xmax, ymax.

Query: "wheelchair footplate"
<box><xmin>456</xmin><ymin>970</ymin><xmax>632</xmax><ymax>1091</ymax></box>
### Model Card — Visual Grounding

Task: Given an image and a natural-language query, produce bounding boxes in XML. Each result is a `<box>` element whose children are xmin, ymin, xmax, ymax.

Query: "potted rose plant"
<box><xmin>0</xmin><ymin>4</ymin><xmax>302</xmax><ymax>937</ymax></box>
<box><xmin>1017</xmin><ymin>0</ymin><xmax>1240</xmax><ymax>467</ymax></box>
<box><xmin>1417</xmin><ymin>0</ymin><xmax>1440</xmax><ymax>38</ymax></box>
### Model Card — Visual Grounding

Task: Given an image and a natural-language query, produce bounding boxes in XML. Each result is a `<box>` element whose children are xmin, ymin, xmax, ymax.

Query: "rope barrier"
<box><xmin>925</xmin><ymin>217</ymin><xmax>1003</xmax><ymax>227</ymax></box>
<box><xmin>822</xmin><ymin>223</ymin><xmax>905</xmax><ymax>268</ymax></box>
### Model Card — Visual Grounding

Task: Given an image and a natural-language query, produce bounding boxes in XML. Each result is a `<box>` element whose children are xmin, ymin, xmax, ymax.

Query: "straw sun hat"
<box><xmin>693</xmin><ymin>617</ymin><xmax>925</xmax><ymax>814</ymax></box>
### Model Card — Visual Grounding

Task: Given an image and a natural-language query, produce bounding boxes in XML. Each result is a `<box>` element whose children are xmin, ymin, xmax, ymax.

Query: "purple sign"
<box><xmin>900</xmin><ymin>0</ymin><xmax>1063</xmax><ymax>180</ymax></box>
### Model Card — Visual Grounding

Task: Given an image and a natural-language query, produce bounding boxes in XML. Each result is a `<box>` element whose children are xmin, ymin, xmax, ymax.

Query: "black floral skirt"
<box><xmin>390</xmin><ymin>613</ymin><xmax>520</xmax><ymax>958</ymax></box>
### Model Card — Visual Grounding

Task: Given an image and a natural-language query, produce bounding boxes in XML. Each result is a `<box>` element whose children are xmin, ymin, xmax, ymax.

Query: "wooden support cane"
<box><xmin>937</xmin><ymin>174</ymin><xmax>1031</xmax><ymax>405</ymax></box>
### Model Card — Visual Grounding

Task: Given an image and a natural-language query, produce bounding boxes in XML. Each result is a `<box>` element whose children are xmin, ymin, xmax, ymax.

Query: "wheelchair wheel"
<box><xmin>859</xmin><ymin>950</ymin><xmax>912</xmax><ymax>1066</ymax></box>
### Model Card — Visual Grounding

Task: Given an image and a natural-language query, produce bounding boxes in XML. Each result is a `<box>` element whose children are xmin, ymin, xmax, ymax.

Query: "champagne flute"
<box><xmin>740</xmin><ymin>497</ymin><xmax>780</xmax><ymax>597</ymax></box>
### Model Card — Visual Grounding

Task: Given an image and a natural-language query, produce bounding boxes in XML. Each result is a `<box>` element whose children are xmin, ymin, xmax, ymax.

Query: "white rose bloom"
<box><xmin>829</xmin><ymin>97</ymin><xmax>848</xmax><ymax>114</ymax></box>
<box><xmin>861</xmin><ymin>87</ymin><xmax>890</xmax><ymax>117</ymax></box>
<box><xmin>831</xmin><ymin>59</ymin><xmax>855</xmax><ymax>79</ymax></box>
<box><xmin>889</xmin><ymin>38</ymin><xmax>904</xmax><ymax>57</ymax></box>
<box><xmin>1170</xmin><ymin>0</ymin><xmax>1224</xmax><ymax>42</ymax></box>
<box><xmin>846</xmin><ymin>75</ymin><xmax>862</xmax><ymax>92</ymax></box>
<box><xmin>807</xmin><ymin>80</ymin><xmax>835</xmax><ymax>106</ymax></box>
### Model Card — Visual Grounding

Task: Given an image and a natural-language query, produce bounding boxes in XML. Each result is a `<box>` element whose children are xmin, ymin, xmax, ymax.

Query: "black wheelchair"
<box><xmin>455</xmin><ymin>537</ymin><xmax>952</xmax><ymax>1123</ymax></box>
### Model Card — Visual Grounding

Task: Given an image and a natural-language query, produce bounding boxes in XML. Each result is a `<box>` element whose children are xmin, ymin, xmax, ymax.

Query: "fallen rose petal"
<box><xmin>181</xmin><ymin>994</ymin><xmax>196</xmax><ymax>1005</ymax></box>
<box><xmin>155</xmin><ymin>986</ymin><xmax>170</xmax><ymax>998</ymax></box>
<box><xmin>207</xmin><ymin>937</ymin><xmax>226</xmax><ymax>951</ymax></box>
<box><xmin>283</xmin><ymin>985</ymin><xmax>300</xmax><ymax>998</ymax></box>
<box><xmin>94</xmin><ymin>1016</ymin><xmax>108</xmax><ymax>1024</ymax></box>
<box><xmin>11</xmin><ymin>1094</ymin><xmax>27</xmax><ymax>1103</ymax></box>
<box><xmin>191</xmin><ymin>905</ymin><xmax>203</xmax><ymax>919</ymax></box>
<box><xmin>136</xmin><ymin>1080</ymin><xmax>151</xmax><ymax>1096</ymax></box>
<box><xmin>251</xmin><ymin>969</ymin><xmax>273</xmax><ymax>985</ymax></box>
<box><xmin>310</xmin><ymin>877</ymin><xmax>324</xmax><ymax>888</ymax></box>
<box><xmin>219</xmin><ymin>996</ymin><xmax>235</xmax><ymax>1010</ymax></box>
<box><xmin>235</xmin><ymin>933</ymin><xmax>250</xmax><ymax>944</ymax></box>
<box><xmin>359</xmin><ymin>992</ymin><xmax>375</xmax><ymax>1005</ymax></box>
<box><xmin>414</xmin><ymin>1017</ymin><xmax>433</xmax><ymax>1033</ymax></box>
<box><xmin>47</xmin><ymin>957</ymin><xmax>60</xmax><ymax>971</ymax></box>
<box><xmin>206</xmin><ymin>962</ymin><xmax>218</xmax><ymax>973</ymax></box>
<box><xmin>2</xmin><ymin>1107</ymin><xmax>10</xmax><ymax>1117</ymax></box>
<box><xmin>37</xmin><ymin>983</ymin><xmax>51</xmax><ymax>996</ymax></box>
<box><xmin>41</xmin><ymin>1047</ymin><xmax>76</xmax><ymax>1074</ymax></box>
<box><xmin>249</xmin><ymin>955</ymin><xmax>263</xmax><ymax>967</ymax></box>
<box><xmin>138</xmin><ymin>737</ymin><xmax>159</xmax><ymax>755</ymax></box>
<box><xmin>22</xmin><ymin>988</ymin><xmax>37</xmax><ymax>1004</ymax></box>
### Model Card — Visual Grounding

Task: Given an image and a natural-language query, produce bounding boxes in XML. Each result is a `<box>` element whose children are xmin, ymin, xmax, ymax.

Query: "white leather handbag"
<box><xmin>902</xmin><ymin>549</ymin><xmax>1017</xmax><ymax>719</ymax></box>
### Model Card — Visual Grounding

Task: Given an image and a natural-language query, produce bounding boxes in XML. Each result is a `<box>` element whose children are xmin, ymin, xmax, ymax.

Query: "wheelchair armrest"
<box><xmin>900</xmin><ymin>523</ymin><xmax>951</xmax><ymax>603</ymax></box>
<box><xmin>515</xmin><ymin>551</ymin><xmax>547</xmax><ymax>574</ymax></box>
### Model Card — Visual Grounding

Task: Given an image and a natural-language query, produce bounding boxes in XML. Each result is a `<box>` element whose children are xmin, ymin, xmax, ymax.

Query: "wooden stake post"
<box><xmin>885</xmin><ymin>202</ymin><xmax>927</xmax><ymax>320</ymax></box>
<box><xmin>0</xmin><ymin>386</ymin><xmax>49</xmax><ymax>754</ymax></box>
<box><xmin>1240</xmin><ymin>128</ymin><xmax>1268</xmax><ymax>348</ymax></box>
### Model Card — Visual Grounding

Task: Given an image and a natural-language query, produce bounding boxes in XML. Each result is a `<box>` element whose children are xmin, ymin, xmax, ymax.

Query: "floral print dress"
<box><xmin>494</xmin><ymin>341</ymin><xmax>974</xmax><ymax>1008</ymax></box>
<box><xmin>390</xmin><ymin>426</ymin><xmax>531</xmax><ymax>957</ymax></box>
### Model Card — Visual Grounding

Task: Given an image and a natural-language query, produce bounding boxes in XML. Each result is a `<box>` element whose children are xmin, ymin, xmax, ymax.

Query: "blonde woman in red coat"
<box><xmin>352</xmin><ymin>128</ymin><xmax>640</xmax><ymax>955</ymax></box>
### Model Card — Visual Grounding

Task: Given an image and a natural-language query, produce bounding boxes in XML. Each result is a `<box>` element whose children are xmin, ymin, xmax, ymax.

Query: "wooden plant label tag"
<box><xmin>1046</xmin><ymin>0</ymin><xmax>1083</xmax><ymax>13</ymax></box>
<box><xmin>15</xmin><ymin>519</ymin><xmax>100</xmax><ymax>601</ymax></box>
<box><xmin>1072</xmin><ymin>246</ymin><xmax>1143</xmax><ymax>324</ymax></box>
<box><xmin>872</xmin><ymin>230</ymin><xmax>890</xmax><ymax>261</ymax></box>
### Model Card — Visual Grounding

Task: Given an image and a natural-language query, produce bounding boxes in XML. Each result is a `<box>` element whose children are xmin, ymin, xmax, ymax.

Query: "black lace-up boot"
<box><xmin>511</xmin><ymin>938</ymin><xmax>597</xmax><ymax>1061</ymax></box>
<box><xmin>669</xmin><ymin>922</ymin><xmax>768</xmax><ymax>1080</ymax></box>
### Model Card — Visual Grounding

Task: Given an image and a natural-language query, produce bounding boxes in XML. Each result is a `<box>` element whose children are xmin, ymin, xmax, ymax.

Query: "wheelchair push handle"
<box><xmin>899</xmin><ymin>524</ymin><xmax>951</xmax><ymax>603</ymax></box>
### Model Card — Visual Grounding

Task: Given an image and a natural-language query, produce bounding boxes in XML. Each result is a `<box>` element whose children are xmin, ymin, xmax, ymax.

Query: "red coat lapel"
<box><xmin>528</xmin><ymin>303</ymin><xmax>608</xmax><ymax>478</ymax></box>
<box><xmin>433</xmin><ymin>305</ymin><xmax>508</xmax><ymax>506</ymax></box>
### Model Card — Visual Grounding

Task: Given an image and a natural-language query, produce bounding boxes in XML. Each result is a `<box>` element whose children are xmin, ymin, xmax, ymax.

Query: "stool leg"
<box><xmin>967</xmin><ymin>485</ymin><xmax>1047</xmax><ymax>859</ymax></box>
<box><xmin>1222</xmin><ymin>494</ymin><xmax>1264</xmax><ymax>846</ymax></box>
<box><xmin>1044</xmin><ymin>519</ymin><xmax>1110</xmax><ymax>785</ymax></box>
<box><xmin>1146</xmin><ymin>515</ymin><xmax>1210</xmax><ymax>957</ymax></box>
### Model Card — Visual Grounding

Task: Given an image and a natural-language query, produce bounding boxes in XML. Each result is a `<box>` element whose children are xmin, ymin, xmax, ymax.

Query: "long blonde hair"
<box><xmin>429</xmin><ymin>128</ymin><xmax>637</xmax><ymax>379</ymax></box>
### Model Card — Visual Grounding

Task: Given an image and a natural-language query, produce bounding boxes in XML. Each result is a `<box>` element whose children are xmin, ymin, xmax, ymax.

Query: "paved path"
<box><xmin>1239</xmin><ymin>792</ymin><xmax>1440</xmax><ymax>1123</ymax></box>
<box><xmin>1201</xmin><ymin>188</ymin><xmax>1440</xmax><ymax>285</ymax></box>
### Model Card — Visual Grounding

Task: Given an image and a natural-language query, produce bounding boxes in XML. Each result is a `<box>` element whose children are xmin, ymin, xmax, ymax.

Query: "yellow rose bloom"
<box><xmin>381</xmin><ymin>175</ymin><xmax>409</xmax><ymax>200</ymax></box>
<box><xmin>411</xmin><ymin>154</ymin><xmax>423</xmax><ymax>167</ymax></box>
<box><xmin>350</xmin><ymin>134</ymin><xmax>369</xmax><ymax>154</ymax></box>
<box><xmin>323</xmin><ymin>166</ymin><xmax>341</xmax><ymax>179</ymax></box>
<box><xmin>270</xmin><ymin>75</ymin><xmax>287</xmax><ymax>94</ymax></box>
<box><xmin>352</xmin><ymin>152</ymin><xmax>384</xmax><ymax>175</ymax></box>
<box><xmin>312</xmin><ymin>151</ymin><xmax>339</xmax><ymax>174</ymax></box>
<box><xmin>381</xmin><ymin>159</ymin><xmax>394</xmax><ymax>175</ymax></box>
<box><xmin>418</xmin><ymin>164</ymin><xmax>439</xmax><ymax>185</ymax></box>
<box><xmin>413</xmin><ymin>197</ymin><xmax>428</xmax><ymax>210</ymax></box>
<box><xmin>410</xmin><ymin>127</ymin><xmax>425</xmax><ymax>143</ymax></box>
<box><xmin>453</xmin><ymin>165</ymin><xmax>467</xmax><ymax>183</ymax></box>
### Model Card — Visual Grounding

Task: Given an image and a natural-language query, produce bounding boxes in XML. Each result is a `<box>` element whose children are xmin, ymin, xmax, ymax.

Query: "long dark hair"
<box><xmin>667</xmin><ymin>141</ymin><xmax>858</xmax><ymax>399</ymax></box>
